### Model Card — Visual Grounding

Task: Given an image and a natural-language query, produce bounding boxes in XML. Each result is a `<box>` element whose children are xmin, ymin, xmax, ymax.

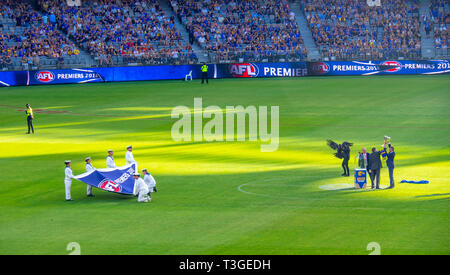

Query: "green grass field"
<box><xmin>0</xmin><ymin>75</ymin><xmax>449</xmax><ymax>255</ymax></box>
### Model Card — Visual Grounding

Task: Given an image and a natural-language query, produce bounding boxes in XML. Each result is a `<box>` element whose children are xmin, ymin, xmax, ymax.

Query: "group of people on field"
<box><xmin>357</xmin><ymin>141</ymin><xmax>396</xmax><ymax>189</ymax></box>
<box><xmin>331</xmin><ymin>138</ymin><xmax>396</xmax><ymax>189</ymax></box>
<box><xmin>64</xmin><ymin>145</ymin><xmax>157</xmax><ymax>203</ymax></box>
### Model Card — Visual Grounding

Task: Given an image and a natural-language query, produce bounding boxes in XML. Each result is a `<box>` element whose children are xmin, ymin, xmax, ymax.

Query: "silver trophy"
<box><xmin>382</xmin><ymin>136</ymin><xmax>391</xmax><ymax>148</ymax></box>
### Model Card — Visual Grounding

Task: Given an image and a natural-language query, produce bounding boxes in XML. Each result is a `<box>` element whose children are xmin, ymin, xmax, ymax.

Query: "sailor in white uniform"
<box><xmin>85</xmin><ymin>157</ymin><xmax>95</xmax><ymax>197</ymax></box>
<box><xmin>125</xmin><ymin>145</ymin><xmax>138</xmax><ymax>170</ymax></box>
<box><xmin>64</xmin><ymin>160</ymin><xmax>74</xmax><ymax>201</ymax></box>
<box><xmin>142</xmin><ymin>168</ymin><xmax>157</xmax><ymax>193</ymax></box>
<box><xmin>133</xmin><ymin>172</ymin><xmax>150</xmax><ymax>203</ymax></box>
<box><xmin>106</xmin><ymin>149</ymin><xmax>116</xmax><ymax>168</ymax></box>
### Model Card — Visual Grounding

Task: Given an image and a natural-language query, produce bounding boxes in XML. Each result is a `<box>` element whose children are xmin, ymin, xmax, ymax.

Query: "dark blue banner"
<box><xmin>216</xmin><ymin>62</ymin><xmax>307</xmax><ymax>78</ymax></box>
<box><xmin>307</xmin><ymin>60</ymin><xmax>450</xmax><ymax>76</ymax></box>
<box><xmin>74</xmin><ymin>163</ymin><xmax>136</xmax><ymax>195</ymax></box>
<box><xmin>1</xmin><ymin>60</ymin><xmax>448</xmax><ymax>87</ymax></box>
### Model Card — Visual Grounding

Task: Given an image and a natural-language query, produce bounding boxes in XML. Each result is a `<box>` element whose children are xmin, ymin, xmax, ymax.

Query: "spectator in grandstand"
<box><xmin>49</xmin><ymin>12</ymin><xmax>56</xmax><ymax>26</ymax></box>
<box><xmin>57</xmin><ymin>54</ymin><xmax>64</xmax><ymax>69</ymax></box>
<box><xmin>32</xmin><ymin>54</ymin><xmax>40</xmax><ymax>69</ymax></box>
<box><xmin>42</xmin><ymin>14</ymin><xmax>48</xmax><ymax>25</ymax></box>
<box><xmin>0</xmin><ymin>55</ymin><xmax>12</xmax><ymax>70</ymax></box>
<box><xmin>21</xmin><ymin>55</ymin><xmax>29</xmax><ymax>70</ymax></box>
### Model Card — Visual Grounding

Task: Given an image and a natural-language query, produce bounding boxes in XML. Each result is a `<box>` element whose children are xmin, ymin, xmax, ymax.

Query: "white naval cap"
<box><xmin>133</xmin><ymin>172</ymin><xmax>140</xmax><ymax>176</ymax></box>
<box><xmin>64</xmin><ymin>160</ymin><xmax>71</xmax><ymax>164</ymax></box>
<box><xmin>127</xmin><ymin>145</ymin><xmax>132</xmax><ymax>149</ymax></box>
<box><xmin>107</xmin><ymin>149</ymin><xmax>113</xmax><ymax>152</ymax></box>
<box><xmin>85</xmin><ymin>157</ymin><xmax>91</xmax><ymax>161</ymax></box>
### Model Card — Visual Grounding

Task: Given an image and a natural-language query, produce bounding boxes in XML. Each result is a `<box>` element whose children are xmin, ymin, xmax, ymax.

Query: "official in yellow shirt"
<box><xmin>201</xmin><ymin>63</ymin><xmax>209</xmax><ymax>84</ymax></box>
<box><xmin>25</xmin><ymin>104</ymin><xmax>34</xmax><ymax>134</ymax></box>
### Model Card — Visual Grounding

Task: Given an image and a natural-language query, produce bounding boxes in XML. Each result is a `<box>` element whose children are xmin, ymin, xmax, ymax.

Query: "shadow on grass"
<box><xmin>415</xmin><ymin>193</ymin><xmax>450</xmax><ymax>198</ymax></box>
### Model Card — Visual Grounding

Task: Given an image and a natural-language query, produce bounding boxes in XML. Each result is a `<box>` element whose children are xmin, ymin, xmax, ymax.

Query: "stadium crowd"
<box><xmin>1</xmin><ymin>0</ymin><xmax>449</xmax><ymax>70</ymax></box>
<box><xmin>0</xmin><ymin>0</ymin><xmax>79</xmax><ymax>70</ymax></box>
<box><xmin>303</xmin><ymin>0</ymin><xmax>422</xmax><ymax>60</ymax></box>
<box><xmin>429</xmin><ymin>0</ymin><xmax>449</xmax><ymax>55</ymax></box>
<box><xmin>38</xmin><ymin>0</ymin><xmax>197</xmax><ymax>66</ymax></box>
<box><xmin>170</xmin><ymin>0</ymin><xmax>307</xmax><ymax>62</ymax></box>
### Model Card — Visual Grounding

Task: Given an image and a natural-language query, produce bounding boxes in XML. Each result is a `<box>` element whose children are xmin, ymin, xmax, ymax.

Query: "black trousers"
<box><xmin>388</xmin><ymin>166</ymin><xmax>394</xmax><ymax>188</ymax></box>
<box><xmin>201</xmin><ymin>72</ymin><xmax>208</xmax><ymax>84</ymax></box>
<box><xmin>27</xmin><ymin>116</ymin><xmax>34</xmax><ymax>133</ymax></box>
<box><xmin>370</xmin><ymin>169</ymin><xmax>380</xmax><ymax>188</ymax></box>
<box><xmin>342</xmin><ymin>157</ymin><xmax>349</xmax><ymax>175</ymax></box>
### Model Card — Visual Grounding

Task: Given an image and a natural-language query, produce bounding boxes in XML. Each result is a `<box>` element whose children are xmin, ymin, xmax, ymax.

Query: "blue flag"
<box><xmin>74</xmin><ymin>163</ymin><xmax>136</xmax><ymax>195</ymax></box>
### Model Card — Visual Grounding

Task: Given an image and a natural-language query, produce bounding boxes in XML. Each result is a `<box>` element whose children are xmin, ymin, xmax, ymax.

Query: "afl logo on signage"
<box><xmin>381</xmin><ymin>61</ymin><xmax>402</xmax><ymax>72</ymax></box>
<box><xmin>35</xmin><ymin>71</ymin><xmax>55</xmax><ymax>82</ymax></box>
<box><xmin>311</xmin><ymin>62</ymin><xmax>330</xmax><ymax>74</ymax></box>
<box><xmin>98</xmin><ymin>179</ymin><xmax>122</xmax><ymax>193</ymax></box>
<box><xmin>229</xmin><ymin>63</ymin><xmax>259</xmax><ymax>78</ymax></box>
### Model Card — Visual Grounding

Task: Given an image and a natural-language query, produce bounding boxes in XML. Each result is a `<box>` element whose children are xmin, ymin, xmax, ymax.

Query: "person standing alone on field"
<box><xmin>201</xmin><ymin>63</ymin><xmax>208</xmax><ymax>84</ymax></box>
<box><xmin>25</xmin><ymin>104</ymin><xmax>34</xmax><ymax>134</ymax></box>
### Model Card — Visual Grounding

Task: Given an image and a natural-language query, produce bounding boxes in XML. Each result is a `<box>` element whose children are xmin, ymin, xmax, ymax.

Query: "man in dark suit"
<box><xmin>386</xmin><ymin>144</ymin><xmax>396</xmax><ymax>189</ymax></box>
<box><xmin>368</xmin><ymin>146</ymin><xmax>385</xmax><ymax>189</ymax></box>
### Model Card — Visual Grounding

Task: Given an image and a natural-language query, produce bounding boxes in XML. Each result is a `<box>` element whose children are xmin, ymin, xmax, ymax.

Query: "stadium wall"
<box><xmin>0</xmin><ymin>60</ymin><xmax>448</xmax><ymax>87</ymax></box>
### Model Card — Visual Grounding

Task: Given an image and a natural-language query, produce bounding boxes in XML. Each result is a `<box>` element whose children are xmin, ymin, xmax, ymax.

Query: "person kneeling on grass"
<box><xmin>133</xmin><ymin>173</ymin><xmax>151</xmax><ymax>203</ymax></box>
<box><xmin>142</xmin><ymin>168</ymin><xmax>157</xmax><ymax>193</ymax></box>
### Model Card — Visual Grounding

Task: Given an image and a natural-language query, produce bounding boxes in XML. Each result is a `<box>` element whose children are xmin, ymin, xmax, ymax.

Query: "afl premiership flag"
<box><xmin>74</xmin><ymin>163</ymin><xmax>137</xmax><ymax>195</ymax></box>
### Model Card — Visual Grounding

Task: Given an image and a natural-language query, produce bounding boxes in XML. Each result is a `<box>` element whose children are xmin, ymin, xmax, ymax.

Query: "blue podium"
<box><xmin>355</xmin><ymin>169</ymin><xmax>367</xmax><ymax>189</ymax></box>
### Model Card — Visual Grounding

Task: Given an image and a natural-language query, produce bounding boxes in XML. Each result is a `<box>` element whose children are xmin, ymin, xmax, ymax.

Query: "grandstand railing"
<box><xmin>320</xmin><ymin>49</ymin><xmax>423</xmax><ymax>62</ymax></box>
<box><xmin>1</xmin><ymin>50</ymin><xmax>449</xmax><ymax>72</ymax></box>
<box><xmin>203</xmin><ymin>50</ymin><xmax>308</xmax><ymax>64</ymax></box>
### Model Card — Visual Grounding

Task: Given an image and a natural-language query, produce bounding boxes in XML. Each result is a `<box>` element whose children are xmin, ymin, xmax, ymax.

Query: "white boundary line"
<box><xmin>236</xmin><ymin>174</ymin><xmax>450</xmax><ymax>204</ymax></box>
<box><xmin>0</xmin><ymin>80</ymin><xmax>10</xmax><ymax>87</ymax></box>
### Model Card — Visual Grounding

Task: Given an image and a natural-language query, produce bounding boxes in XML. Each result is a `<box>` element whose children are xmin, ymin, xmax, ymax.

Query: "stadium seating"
<box><xmin>38</xmin><ymin>0</ymin><xmax>198</xmax><ymax>67</ymax></box>
<box><xmin>429</xmin><ymin>0</ymin><xmax>449</xmax><ymax>57</ymax></box>
<box><xmin>0</xmin><ymin>0</ymin><xmax>81</xmax><ymax>71</ymax></box>
<box><xmin>169</xmin><ymin>0</ymin><xmax>308</xmax><ymax>63</ymax></box>
<box><xmin>1</xmin><ymin>0</ymin><xmax>449</xmax><ymax>70</ymax></box>
<box><xmin>302</xmin><ymin>0</ymin><xmax>422</xmax><ymax>60</ymax></box>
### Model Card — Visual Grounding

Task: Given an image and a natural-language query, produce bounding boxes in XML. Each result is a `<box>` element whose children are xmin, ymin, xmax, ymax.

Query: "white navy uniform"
<box><xmin>133</xmin><ymin>178</ymin><xmax>150</xmax><ymax>202</ymax></box>
<box><xmin>106</xmin><ymin>155</ymin><xmax>116</xmax><ymax>168</ymax></box>
<box><xmin>86</xmin><ymin>163</ymin><xmax>95</xmax><ymax>195</ymax></box>
<box><xmin>144</xmin><ymin>173</ymin><xmax>156</xmax><ymax>192</ymax></box>
<box><xmin>125</xmin><ymin>151</ymin><xmax>137</xmax><ymax>168</ymax></box>
<box><xmin>64</xmin><ymin>167</ymin><xmax>74</xmax><ymax>200</ymax></box>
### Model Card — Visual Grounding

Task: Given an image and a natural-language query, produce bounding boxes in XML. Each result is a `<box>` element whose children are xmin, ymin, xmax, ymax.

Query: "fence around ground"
<box><xmin>0</xmin><ymin>60</ymin><xmax>448</xmax><ymax>87</ymax></box>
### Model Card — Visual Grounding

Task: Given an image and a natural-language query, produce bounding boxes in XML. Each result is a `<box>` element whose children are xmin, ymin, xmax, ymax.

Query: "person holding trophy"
<box><xmin>384</xmin><ymin>136</ymin><xmax>396</xmax><ymax>189</ymax></box>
